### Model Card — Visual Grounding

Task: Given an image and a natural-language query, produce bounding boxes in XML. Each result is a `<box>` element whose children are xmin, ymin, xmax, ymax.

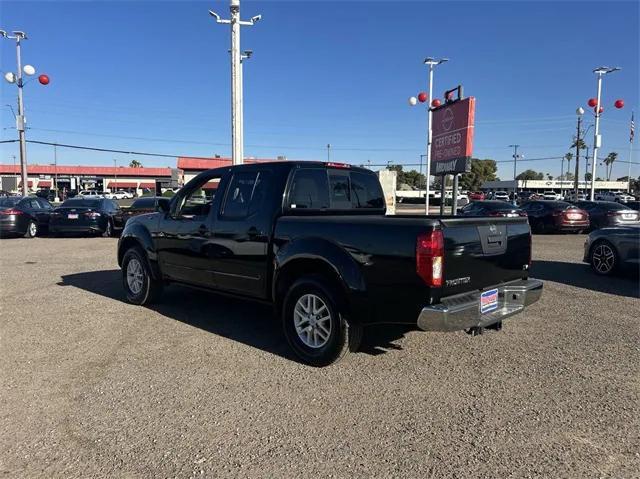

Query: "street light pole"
<box><xmin>628</xmin><ymin>111</ymin><xmax>634</xmax><ymax>193</ymax></box>
<box><xmin>114</xmin><ymin>159</ymin><xmax>117</xmax><ymax>192</ymax></box>
<box><xmin>574</xmin><ymin>108</ymin><xmax>584</xmax><ymax>199</ymax></box>
<box><xmin>209</xmin><ymin>1</ymin><xmax>261</xmax><ymax>166</ymax></box>
<box><xmin>327</xmin><ymin>144</ymin><xmax>331</xmax><ymax>162</ymax></box>
<box><xmin>53</xmin><ymin>143</ymin><xmax>58</xmax><ymax>199</ymax></box>
<box><xmin>423</xmin><ymin>57</ymin><xmax>448</xmax><ymax>215</ymax></box>
<box><xmin>509</xmin><ymin>144</ymin><xmax>520</xmax><ymax>200</ymax></box>
<box><xmin>590</xmin><ymin>66</ymin><xmax>620</xmax><ymax>200</ymax></box>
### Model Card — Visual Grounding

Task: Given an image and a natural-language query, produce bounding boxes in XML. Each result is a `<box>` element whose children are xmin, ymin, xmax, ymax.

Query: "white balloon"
<box><xmin>408</xmin><ymin>96</ymin><xmax>417</xmax><ymax>106</ymax></box>
<box><xmin>23</xmin><ymin>64</ymin><xmax>36</xmax><ymax>75</ymax></box>
<box><xmin>4</xmin><ymin>72</ymin><xmax>16</xmax><ymax>83</ymax></box>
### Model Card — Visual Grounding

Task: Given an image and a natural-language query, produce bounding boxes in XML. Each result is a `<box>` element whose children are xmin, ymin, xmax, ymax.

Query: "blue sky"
<box><xmin>1</xmin><ymin>1</ymin><xmax>638</xmax><ymax>180</ymax></box>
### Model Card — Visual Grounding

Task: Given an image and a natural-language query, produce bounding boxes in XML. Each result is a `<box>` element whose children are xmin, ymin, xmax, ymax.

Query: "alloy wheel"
<box><xmin>293</xmin><ymin>294</ymin><xmax>332</xmax><ymax>349</ymax></box>
<box><xmin>126</xmin><ymin>258</ymin><xmax>145</xmax><ymax>295</ymax></box>
<box><xmin>592</xmin><ymin>243</ymin><xmax>615</xmax><ymax>274</ymax></box>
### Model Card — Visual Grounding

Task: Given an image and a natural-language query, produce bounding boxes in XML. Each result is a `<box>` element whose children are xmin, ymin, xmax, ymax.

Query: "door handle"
<box><xmin>198</xmin><ymin>224</ymin><xmax>208</xmax><ymax>236</ymax></box>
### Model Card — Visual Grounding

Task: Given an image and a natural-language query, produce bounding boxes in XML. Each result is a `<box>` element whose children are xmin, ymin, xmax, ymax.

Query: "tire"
<box><xmin>122</xmin><ymin>247</ymin><xmax>163</xmax><ymax>305</ymax></box>
<box><xmin>282</xmin><ymin>275</ymin><xmax>362</xmax><ymax>367</ymax></box>
<box><xmin>590</xmin><ymin>240</ymin><xmax>618</xmax><ymax>276</ymax></box>
<box><xmin>103</xmin><ymin>220</ymin><xmax>114</xmax><ymax>237</ymax></box>
<box><xmin>24</xmin><ymin>220</ymin><xmax>37</xmax><ymax>238</ymax></box>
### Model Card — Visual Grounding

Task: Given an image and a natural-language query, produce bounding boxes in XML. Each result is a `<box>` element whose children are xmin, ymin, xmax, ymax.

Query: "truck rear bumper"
<box><xmin>417</xmin><ymin>278</ymin><xmax>543</xmax><ymax>332</ymax></box>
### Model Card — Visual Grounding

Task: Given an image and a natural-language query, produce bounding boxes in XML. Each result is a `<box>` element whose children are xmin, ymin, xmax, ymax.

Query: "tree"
<box><xmin>603</xmin><ymin>152</ymin><xmax>618</xmax><ymax>180</ymax></box>
<box><xmin>584</xmin><ymin>172</ymin><xmax>593</xmax><ymax>182</ymax></box>
<box><xmin>458</xmin><ymin>159</ymin><xmax>498</xmax><ymax>191</ymax></box>
<box><xmin>129</xmin><ymin>159</ymin><xmax>143</xmax><ymax>168</ymax></box>
<box><xmin>516</xmin><ymin>169</ymin><xmax>544</xmax><ymax>181</ymax></box>
<box><xmin>546</xmin><ymin>174</ymin><xmax>553</xmax><ymax>180</ymax></box>
<box><xmin>387</xmin><ymin>165</ymin><xmax>427</xmax><ymax>190</ymax></box>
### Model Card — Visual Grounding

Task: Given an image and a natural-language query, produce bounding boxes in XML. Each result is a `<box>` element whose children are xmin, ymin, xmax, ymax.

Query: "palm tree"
<box><xmin>564</xmin><ymin>152</ymin><xmax>573</xmax><ymax>180</ymax></box>
<box><xmin>603</xmin><ymin>152</ymin><xmax>618</xmax><ymax>180</ymax></box>
<box><xmin>129</xmin><ymin>159</ymin><xmax>143</xmax><ymax>168</ymax></box>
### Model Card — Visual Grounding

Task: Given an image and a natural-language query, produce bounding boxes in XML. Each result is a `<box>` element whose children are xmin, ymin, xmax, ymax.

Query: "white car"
<box><xmin>493</xmin><ymin>191</ymin><xmax>510</xmax><ymax>201</ymax></box>
<box><xmin>78</xmin><ymin>190</ymin><xmax>103</xmax><ymax>198</ymax></box>
<box><xmin>108</xmin><ymin>190</ymin><xmax>134</xmax><ymax>200</ymax></box>
<box><xmin>564</xmin><ymin>192</ymin><xmax>587</xmax><ymax>201</ymax></box>
<box><xmin>542</xmin><ymin>191</ymin><xmax>562</xmax><ymax>200</ymax></box>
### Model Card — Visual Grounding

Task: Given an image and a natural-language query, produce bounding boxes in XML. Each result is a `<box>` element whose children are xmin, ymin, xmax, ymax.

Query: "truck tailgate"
<box><xmin>438</xmin><ymin>217</ymin><xmax>530</xmax><ymax>299</ymax></box>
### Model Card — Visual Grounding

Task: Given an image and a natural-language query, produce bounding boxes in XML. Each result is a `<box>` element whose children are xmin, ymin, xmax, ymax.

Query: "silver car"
<box><xmin>583</xmin><ymin>225</ymin><xmax>640</xmax><ymax>275</ymax></box>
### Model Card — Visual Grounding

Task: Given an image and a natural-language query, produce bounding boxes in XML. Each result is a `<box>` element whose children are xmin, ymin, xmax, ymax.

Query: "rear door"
<box><xmin>209</xmin><ymin>168</ymin><xmax>273</xmax><ymax>298</ymax></box>
<box><xmin>438</xmin><ymin>217</ymin><xmax>530</xmax><ymax>298</ymax></box>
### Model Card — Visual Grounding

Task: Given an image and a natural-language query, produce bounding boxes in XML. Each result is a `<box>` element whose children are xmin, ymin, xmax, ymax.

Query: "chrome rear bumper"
<box><xmin>417</xmin><ymin>278</ymin><xmax>543</xmax><ymax>332</ymax></box>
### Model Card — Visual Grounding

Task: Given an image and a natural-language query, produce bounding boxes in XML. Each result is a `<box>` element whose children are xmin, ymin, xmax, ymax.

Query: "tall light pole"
<box><xmin>423</xmin><ymin>57</ymin><xmax>448</xmax><ymax>215</ymax></box>
<box><xmin>590</xmin><ymin>66</ymin><xmax>620</xmax><ymax>200</ymax></box>
<box><xmin>509</xmin><ymin>144</ymin><xmax>521</xmax><ymax>200</ymax></box>
<box><xmin>209</xmin><ymin>1</ymin><xmax>261</xmax><ymax>165</ymax></box>
<box><xmin>628</xmin><ymin>111</ymin><xmax>634</xmax><ymax>193</ymax></box>
<box><xmin>326</xmin><ymin>144</ymin><xmax>331</xmax><ymax>162</ymax></box>
<box><xmin>53</xmin><ymin>143</ymin><xmax>58</xmax><ymax>199</ymax></box>
<box><xmin>1</xmin><ymin>29</ymin><xmax>50</xmax><ymax>196</ymax></box>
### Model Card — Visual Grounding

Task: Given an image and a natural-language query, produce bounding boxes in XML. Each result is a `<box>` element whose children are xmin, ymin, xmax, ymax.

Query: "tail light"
<box><xmin>489</xmin><ymin>211</ymin><xmax>508</xmax><ymax>217</ymax></box>
<box><xmin>0</xmin><ymin>208</ymin><xmax>23</xmax><ymax>215</ymax></box>
<box><xmin>326</xmin><ymin>162</ymin><xmax>350</xmax><ymax>168</ymax></box>
<box><xmin>84</xmin><ymin>211</ymin><xmax>101</xmax><ymax>218</ymax></box>
<box><xmin>606</xmin><ymin>211</ymin><xmax>623</xmax><ymax>217</ymax></box>
<box><xmin>518</xmin><ymin>211</ymin><xmax>528</xmax><ymax>217</ymax></box>
<box><xmin>416</xmin><ymin>230</ymin><xmax>444</xmax><ymax>287</ymax></box>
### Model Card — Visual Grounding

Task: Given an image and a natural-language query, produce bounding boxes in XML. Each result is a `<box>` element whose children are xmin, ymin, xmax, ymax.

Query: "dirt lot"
<box><xmin>1</xmin><ymin>234</ymin><xmax>638</xmax><ymax>478</ymax></box>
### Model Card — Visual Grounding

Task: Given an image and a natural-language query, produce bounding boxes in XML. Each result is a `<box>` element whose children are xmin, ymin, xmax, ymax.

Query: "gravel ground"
<box><xmin>1</xmin><ymin>234</ymin><xmax>638</xmax><ymax>478</ymax></box>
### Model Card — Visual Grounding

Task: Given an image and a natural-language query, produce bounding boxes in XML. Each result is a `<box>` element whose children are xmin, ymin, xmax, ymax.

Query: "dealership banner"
<box><xmin>430</xmin><ymin>97</ymin><xmax>475</xmax><ymax>175</ymax></box>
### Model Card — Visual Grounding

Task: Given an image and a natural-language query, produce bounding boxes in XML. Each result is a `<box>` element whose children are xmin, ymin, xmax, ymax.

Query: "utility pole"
<box><xmin>114</xmin><ymin>159</ymin><xmax>117</xmax><ymax>192</ymax></box>
<box><xmin>210</xmin><ymin>1</ymin><xmax>261</xmax><ymax>166</ymax></box>
<box><xmin>509</xmin><ymin>144</ymin><xmax>520</xmax><ymax>201</ymax></box>
<box><xmin>590</xmin><ymin>66</ymin><xmax>620</xmax><ymax>200</ymax></box>
<box><xmin>423</xmin><ymin>57</ymin><xmax>448</xmax><ymax>215</ymax></box>
<box><xmin>53</xmin><ymin>143</ymin><xmax>58</xmax><ymax>199</ymax></box>
<box><xmin>327</xmin><ymin>144</ymin><xmax>331</xmax><ymax>162</ymax></box>
<box><xmin>628</xmin><ymin>111</ymin><xmax>634</xmax><ymax>193</ymax></box>
<box><xmin>574</xmin><ymin>108</ymin><xmax>584</xmax><ymax>198</ymax></box>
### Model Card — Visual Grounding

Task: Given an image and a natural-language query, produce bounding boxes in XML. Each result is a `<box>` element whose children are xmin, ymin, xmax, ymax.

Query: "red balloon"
<box><xmin>38</xmin><ymin>74</ymin><xmax>50</xmax><ymax>85</ymax></box>
<box><xmin>417</xmin><ymin>92</ymin><xmax>428</xmax><ymax>103</ymax></box>
<box><xmin>587</xmin><ymin>98</ymin><xmax>597</xmax><ymax>107</ymax></box>
<box><xmin>431</xmin><ymin>99</ymin><xmax>441</xmax><ymax>108</ymax></box>
<box><xmin>614</xmin><ymin>99</ymin><xmax>624</xmax><ymax>109</ymax></box>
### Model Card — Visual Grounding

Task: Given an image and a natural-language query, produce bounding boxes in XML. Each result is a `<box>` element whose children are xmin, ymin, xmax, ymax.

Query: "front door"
<box><xmin>157</xmin><ymin>172</ymin><xmax>227</xmax><ymax>288</ymax></box>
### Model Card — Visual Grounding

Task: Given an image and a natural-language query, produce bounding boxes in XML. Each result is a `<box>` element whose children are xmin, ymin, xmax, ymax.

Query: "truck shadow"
<box><xmin>531</xmin><ymin>260</ymin><xmax>640</xmax><ymax>298</ymax></box>
<box><xmin>57</xmin><ymin>270</ymin><xmax>409</xmax><ymax>363</ymax></box>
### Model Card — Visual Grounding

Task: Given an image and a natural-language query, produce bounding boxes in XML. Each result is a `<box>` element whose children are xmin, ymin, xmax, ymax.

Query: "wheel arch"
<box><xmin>117</xmin><ymin>224</ymin><xmax>161</xmax><ymax>279</ymax></box>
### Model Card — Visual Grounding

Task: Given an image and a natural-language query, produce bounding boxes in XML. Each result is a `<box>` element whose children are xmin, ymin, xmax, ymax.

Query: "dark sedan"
<box><xmin>520</xmin><ymin>200</ymin><xmax>589</xmax><ymax>233</ymax></box>
<box><xmin>120</xmin><ymin>197</ymin><xmax>170</xmax><ymax>225</ymax></box>
<box><xmin>459</xmin><ymin>200</ymin><xmax>527</xmax><ymax>217</ymax></box>
<box><xmin>583</xmin><ymin>225</ymin><xmax>640</xmax><ymax>275</ymax></box>
<box><xmin>573</xmin><ymin>200</ymin><xmax>640</xmax><ymax>230</ymax></box>
<box><xmin>49</xmin><ymin>198</ymin><xmax>124</xmax><ymax>237</ymax></box>
<box><xmin>0</xmin><ymin>196</ymin><xmax>53</xmax><ymax>238</ymax></box>
<box><xmin>621</xmin><ymin>200</ymin><xmax>640</xmax><ymax>211</ymax></box>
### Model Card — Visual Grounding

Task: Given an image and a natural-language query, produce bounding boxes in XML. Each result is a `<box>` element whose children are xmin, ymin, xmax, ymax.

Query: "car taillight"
<box><xmin>84</xmin><ymin>211</ymin><xmax>101</xmax><ymax>218</ymax></box>
<box><xmin>0</xmin><ymin>208</ymin><xmax>23</xmax><ymax>215</ymax></box>
<box><xmin>416</xmin><ymin>230</ymin><xmax>444</xmax><ymax>287</ymax></box>
<box><xmin>518</xmin><ymin>211</ymin><xmax>528</xmax><ymax>217</ymax></box>
<box><xmin>326</xmin><ymin>162</ymin><xmax>350</xmax><ymax>168</ymax></box>
<box><xmin>489</xmin><ymin>211</ymin><xmax>507</xmax><ymax>217</ymax></box>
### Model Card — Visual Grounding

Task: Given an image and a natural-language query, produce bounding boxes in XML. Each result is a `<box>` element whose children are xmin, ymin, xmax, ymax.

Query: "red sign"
<box><xmin>430</xmin><ymin>97</ymin><xmax>476</xmax><ymax>175</ymax></box>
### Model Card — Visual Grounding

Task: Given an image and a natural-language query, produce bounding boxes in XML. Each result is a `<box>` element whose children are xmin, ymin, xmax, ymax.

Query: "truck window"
<box><xmin>287</xmin><ymin>168</ymin><xmax>330</xmax><ymax>209</ymax></box>
<box><xmin>350</xmin><ymin>171</ymin><xmax>384</xmax><ymax>209</ymax></box>
<box><xmin>221</xmin><ymin>171</ymin><xmax>270</xmax><ymax>219</ymax></box>
<box><xmin>328</xmin><ymin>171</ymin><xmax>351</xmax><ymax>209</ymax></box>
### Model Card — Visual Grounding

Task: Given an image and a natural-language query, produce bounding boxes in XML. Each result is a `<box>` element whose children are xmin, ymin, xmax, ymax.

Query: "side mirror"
<box><xmin>156</xmin><ymin>198</ymin><xmax>170</xmax><ymax>213</ymax></box>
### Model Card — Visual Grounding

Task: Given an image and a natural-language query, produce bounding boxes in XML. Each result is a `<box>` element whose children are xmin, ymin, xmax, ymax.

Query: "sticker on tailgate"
<box><xmin>480</xmin><ymin>288</ymin><xmax>499</xmax><ymax>314</ymax></box>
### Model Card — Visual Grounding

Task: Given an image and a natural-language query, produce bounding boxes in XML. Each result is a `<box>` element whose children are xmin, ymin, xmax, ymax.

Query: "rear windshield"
<box><xmin>61</xmin><ymin>199</ymin><xmax>102</xmax><ymax>208</ymax></box>
<box><xmin>483</xmin><ymin>202</ymin><xmax>517</xmax><ymax>210</ymax></box>
<box><xmin>132</xmin><ymin>198</ymin><xmax>155</xmax><ymax>209</ymax></box>
<box><xmin>0</xmin><ymin>197</ymin><xmax>20</xmax><ymax>207</ymax></box>
<box><xmin>287</xmin><ymin>168</ymin><xmax>384</xmax><ymax>210</ymax></box>
<box><xmin>600</xmin><ymin>202</ymin><xmax>631</xmax><ymax>211</ymax></box>
<box><xmin>546</xmin><ymin>201</ymin><xmax>575</xmax><ymax>209</ymax></box>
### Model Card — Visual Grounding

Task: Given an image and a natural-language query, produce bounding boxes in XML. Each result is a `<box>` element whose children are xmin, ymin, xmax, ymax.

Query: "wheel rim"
<box><xmin>126</xmin><ymin>258</ymin><xmax>145</xmax><ymax>294</ymax></box>
<box><xmin>293</xmin><ymin>294</ymin><xmax>332</xmax><ymax>349</ymax></box>
<box><xmin>29</xmin><ymin>222</ymin><xmax>37</xmax><ymax>237</ymax></box>
<box><xmin>592</xmin><ymin>244</ymin><xmax>615</xmax><ymax>273</ymax></box>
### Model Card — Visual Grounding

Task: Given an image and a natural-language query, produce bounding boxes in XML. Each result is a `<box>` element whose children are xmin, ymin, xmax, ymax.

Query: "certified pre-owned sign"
<box><xmin>430</xmin><ymin>97</ymin><xmax>476</xmax><ymax>175</ymax></box>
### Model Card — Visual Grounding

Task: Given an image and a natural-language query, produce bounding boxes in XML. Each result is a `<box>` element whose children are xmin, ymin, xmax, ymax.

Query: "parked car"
<box><xmin>492</xmin><ymin>191</ymin><xmax>510</xmax><ymax>201</ymax></box>
<box><xmin>49</xmin><ymin>197</ymin><xmax>124</xmax><ymax>237</ymax></box>
<box><xmin>107</xmin><ymin>190</ymin><xmax>134</xmax><ymax>200</ymax></box>
<box><xmin>573</xmin><ymin>200</ymin><xmax>640</xmax><ymax>230</ymax></box>
<box><xmin>564</xmin><ymin>192</ymin><xmax>588</xmax><ymax>202</ymax></box>
<box><xmin>469</xmin><ymin>191</ymin><xmax>485</xmax><ymax>201</ymax></box>
<box><xmin>459</xmin><ymin>200</ymin><xmax>527</xmax><ymax>217</ymax></box>
<box><xmin>520</xmin><ymin>200</ymin><xmax>589</xmax><ymax>233</ymax></box>
<box><xmin>78</xmin><ymin>190</ymin><xmax>103</xmax><ymax>198</ymax></box>
<box><xmin>120</xmin><ymin>197</ymin><xmax>170</xmax><ymax>224</ymax></box>
<box><xmin>598</xmin><ymin>191</ymin><xmax>635</xmax><ymax>203</ymax></box>
<box><xmin>542</xmin><ymin>191</ymin><xmax>562</xmax><ymax>201</ymax></box>
<box><xmin>584</xmin><ymin>225</ymin><xmax>640</xmax><ymax>275</ymax></box>
<box><xmin>118</xmin><ymin>161</ymin><xmax>542</xmax><ymax>366</ymax></box>
<box><xmin>0</xmin><ymin>196</ymin><xmax>53</xmax><ymax>238</ymax></box>
<box><xmin>624</xmin><ymin>200</ymin><xmax>640</xmax><ymax>211</ymax></box>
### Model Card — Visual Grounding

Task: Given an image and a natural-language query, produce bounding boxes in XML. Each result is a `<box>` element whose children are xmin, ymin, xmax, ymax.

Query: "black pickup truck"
<box><xmin>117</xmin><ymin>161</ymin><xmax>542</xmax><ymax>366</ymax></box>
